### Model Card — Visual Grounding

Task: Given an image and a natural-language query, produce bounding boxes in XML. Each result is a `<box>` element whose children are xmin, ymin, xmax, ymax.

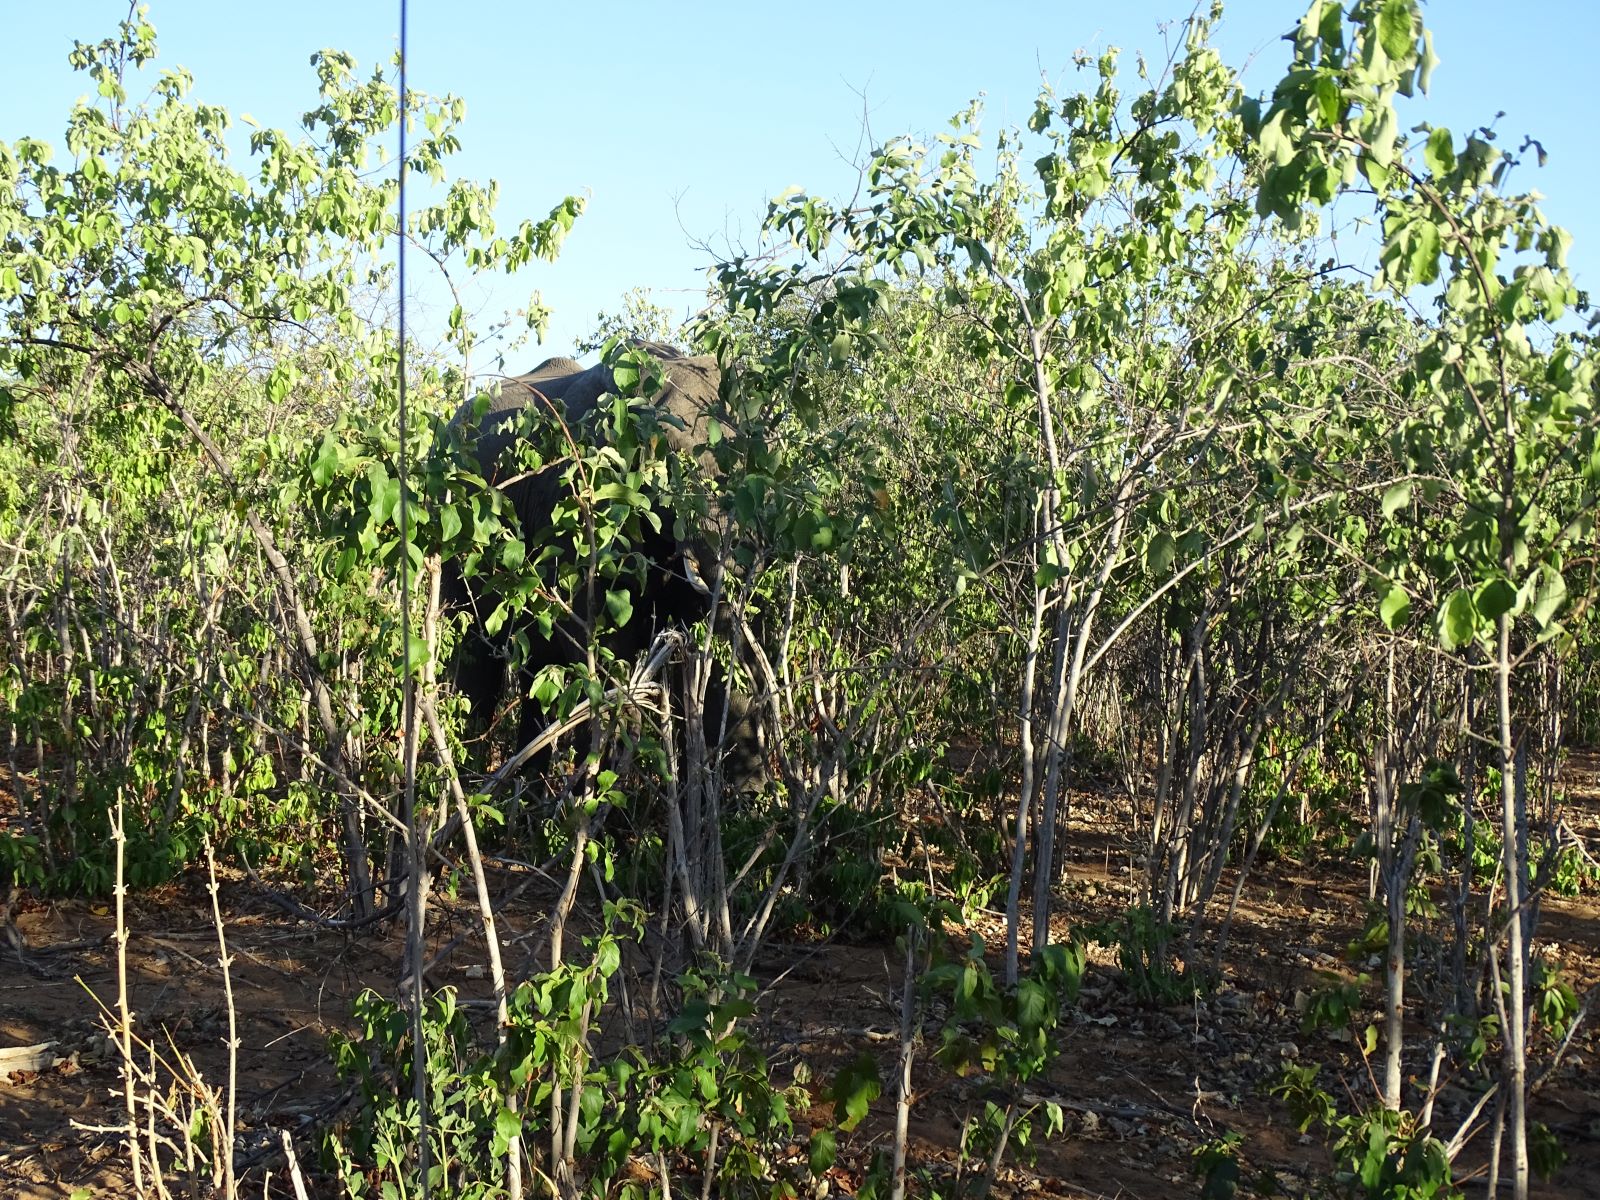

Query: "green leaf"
<box><xmin>808</xmin><ymin>1128</ymin><xmax>837</xmax><ymax>1176</ymax></box>
<box><xmin>605</xmin><ymin>588</ymin><xmax>634</xmax><ymax>628</ymax></box>
<box><xmin>266</xmin><ymin>364</ymin><xmax>294</xmax><ymax>404</ymax></box>
<box><xmin>1367</xmin><ymin>105</ymin><xmax>1398</xmax><ymax>169</ymax></box>
<box><xmin>530</xmin><ymin>668</ymin><xmax>562</xmax><ymax>707</ymax></box>
<box><xmin>309</xmin><ymin>434</ymin><xmax>340</xmax><ymax>487</ymax></box>
<box><xmin>367</xmin><ymin>463</ymin><xmax>399</xmax><ymax>525</ymax></box>
<box><xmin>1407</xmin><ymin>218</ymin><xmax>1442</xmax><ymax>285</ymax></box>
<box><xmin>1313</xmin><ymin>75</ymin><xmax>1341</xmax><ymax>127</ymax></box>
<box><xmin>1376</xmin><ymin>0</ymin><xmax>1414</xmax><ymax>61</ymax></box>
<box><xmin>1418</xmin><ymin>29</ymin><xmax>1439</xmax><ymax>93</ymax></box>
<box><xmin>438</xmin><ymin>504</ymin><xmax>462</xmax><ymax>543</ymax></box>
<box><xmin>1475</xmin><ymin>577</ymin><xmax>1517</xmax><ymax>622</ymax></box>
<box><xmin>491</xmin><ymin>1106</ymin><xmax>522</xmax><ymax>1157</ymax></box>
<box><xmin>1530</xmin><ymin>566</ymin><xmax>1567</xmax><ymax>629</ymax></box>
<box><xmin>1381</xmin><ymin>481</ymin><xmax>1411</xmax><ymax>519</ymax></box>
<box><xmin>1379</xmin><ymin>586</ymin><xmax>1411</xmax><ymax>630</ymax></box>
<box><xmin>1015</xmin><ymin>977</ymin><xmax>1054</xmax><ymax>1034</ymax></box>
<box><xmin>829</xmin><ymin>1053</ymin><xmax>881</xmax><ymax>1132</ymax></box>
<box><xmin>1437</xmin><ymin>587</ymin><xmax>1477</xmax><ymax>650</ymax></box>
<box><xmin>402</xmin><ymin>630</ymin><xmax>428</xmax><ymax>677</ymax></box>
<box><xmin>1146</xmin><ymin>531</ymin><xmax>1176</xmax><ymax>575</ymax></box>
<box><xmin>1423</xmin><ymin>126</ymin><xmax>1456</xmax><ymax>177</ymax></box>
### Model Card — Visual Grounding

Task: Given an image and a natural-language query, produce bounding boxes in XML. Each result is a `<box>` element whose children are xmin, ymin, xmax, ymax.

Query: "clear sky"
<box><xmin>6</xmin><ymin>2</ymin><xmax>1597</xmax><ymax>362</ymax></box>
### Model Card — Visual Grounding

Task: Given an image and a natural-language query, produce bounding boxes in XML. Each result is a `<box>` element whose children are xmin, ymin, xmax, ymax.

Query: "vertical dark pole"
<box><xmin>395</xmin><ymin>2</ymin><xmax>430</xmax><ymax>1194</ymax></box>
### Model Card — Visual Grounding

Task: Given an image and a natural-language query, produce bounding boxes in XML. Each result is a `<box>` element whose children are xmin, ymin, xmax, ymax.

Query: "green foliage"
<box><xmin>1192</xmin><ymin>1130</ymin><xmax>1244</xmax><ymax>1200</ymax></box>
<box><xmin>1082</xmin><ymin>906</ymin><xmax>1195</xmax><ymax>1004</ymax></box>
<box><xmin>576</xmin><ymin>289</ymin><xmax>682</xmax><ymax>358</ymax></box>
<box><xmin>328</xmin><ymin>987</ymin><xmax>508</xmax><ymax>1199</ymax></box>
<box><xmin>715</xmin><ymin>792</ymin><xmax>905</xmax><ymax>938</ymax></box>
<box><xmin>925</xmin><ymin>933</ymin><xmax>1083</xmax><ymax>1085</ymax></box>
<box><xmin>1300</xmin><ymin>974</ymin><xmax>1370</xmax><ymax>1039</ymax></box>
<box><xmin>0</xmin><ymin>9</ymin><xmax>581</xmax><ymax>895</ymax></box>
<box><xmin>827</xmin><ymin>1054</ymin><xmax>881</xmax><ymax>1133</ymax></box>
<box><xmin>912</xmin><ymin>928</ymin><xmax>1081</xmax><ymax>1188</ymax></box>
<box><xmin>329</xmin><ymin>911</ymin><xmax>809</xmax><ymax>1200</ymax></box>
<box><xmin>1253</xmin><ymin>0</ymin><xmax>1598</xmax><ymax>656</ymax></box>
<box><xmin>1528</xmin><ymin>1120</ymin><xmax>1567</xmax><ymax>1182</ymax></box>
<box><xmin>1548</xmin><ymin>840</ymin><xmax>1600</xmax><ymax>898</ymax></box>
<box><xmin>1329</xmin><ymin>1108</ymin><xmax>1459</xmax><ymax>1200</ymax></box>
<box><xmin>1530</xmin><ymin>956</ymin><xmax>1579</xmax><ymax>1043</ymax></box>
<box><xmin>1271</xmin><ymin>1067</ymin><xmax>1459</xmax><ymax>1200</ymax></box>
<box><xmin>5</xmin><ymin>4</ymin><xmax>1598</xmax><ymax>1194</ymax></box>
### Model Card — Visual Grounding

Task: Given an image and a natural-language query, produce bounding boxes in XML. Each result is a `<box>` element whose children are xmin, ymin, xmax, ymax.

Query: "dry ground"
<box><xmin>4</xmin><ymin>754</ymin><xmax>1599</xmax><ymax>1199</ymax></box>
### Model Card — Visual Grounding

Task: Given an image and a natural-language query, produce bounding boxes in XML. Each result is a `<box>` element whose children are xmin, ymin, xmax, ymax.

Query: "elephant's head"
<box><xmin>445</xmin><ymin>341</ymin><xmax>762</xmax><ymax>788</ymax></box>
<box><xmin>461</xmin><ymin>340</ymin><xmax>726</xmax><ymax>588</ymax></box>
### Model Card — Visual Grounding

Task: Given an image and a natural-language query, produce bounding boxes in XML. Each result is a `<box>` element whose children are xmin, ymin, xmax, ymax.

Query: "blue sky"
<box><xmin>6</xmin><ymin>2</ymin><xmax>1597</xmax><ymax>362</ymax></box>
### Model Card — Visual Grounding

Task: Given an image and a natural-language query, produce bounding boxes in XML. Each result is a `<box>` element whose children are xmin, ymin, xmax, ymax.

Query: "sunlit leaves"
<box><xmin>1255</xmin><ymin>0</ymin><xmax>1599</xmax><ymax>674</ymax></box>
<box><xmin>1436</xmin><ymin>587</ymin><xmax>1476</xmax><ymax>651</ymax></box>
<box><xmin>1528</xmin><ymin>565</ymin><xmax>1568</xmax><ymax>632</ymax></box>
<box><xmin>1423</xmin><ymin>126</ymin><xmax>1455</xmax><ymax>178</ymax></box>
<box><xmin>1375</xmin><ymin>0</ymin><xmax>1418</xmax><ymax>62</ymax></box>
<box><xmin>1379</xmin><ymin>585</ymin><xmax>1411</xmax><ymax>631</ymax></box>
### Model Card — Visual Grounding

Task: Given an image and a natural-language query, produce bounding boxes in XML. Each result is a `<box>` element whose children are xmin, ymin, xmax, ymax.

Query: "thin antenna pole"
<box><xmin>396</xmin><ymin>0</ymin><xmax>430</xmax><ymax>1194</ymax></box>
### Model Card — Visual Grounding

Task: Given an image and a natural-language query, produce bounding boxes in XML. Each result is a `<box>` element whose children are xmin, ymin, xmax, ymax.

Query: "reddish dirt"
<box><xmin>3</xmin><ymin>754</ymin><xmax>1599</xmax><ymax>1199</ymax></box>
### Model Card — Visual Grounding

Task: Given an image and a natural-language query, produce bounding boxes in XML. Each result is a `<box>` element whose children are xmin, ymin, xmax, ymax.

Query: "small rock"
<box><xmin>1276</xmin><ymin>1042</ymin><xmax>1300</xmax><ymax>1059</ymax></box>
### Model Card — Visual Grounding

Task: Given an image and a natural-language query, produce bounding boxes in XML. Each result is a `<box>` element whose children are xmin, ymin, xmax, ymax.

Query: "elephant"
<box><xmin>443</xmin><ymin>340</ymin><xmax>766</xmax><ymax>794</ymax></box>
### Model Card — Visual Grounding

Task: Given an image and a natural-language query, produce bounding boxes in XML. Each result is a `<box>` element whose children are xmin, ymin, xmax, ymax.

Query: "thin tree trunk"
<box><xmin>149</xmin><ymin>378</ymin><xmax>372</xmax><ymax>916</ymax></box>
<box><xmin>890</xmin><ymin>927</ymin><xmax>918</xmax><ymax>1200</ymax></box>
<box><xmin>415</xmin><ymin>558</ymin><xmax>522</xmax><ymax>1200</ymax></box>
<box><xmin>1004</xmin><ymin>524</ymin><xmax>1048</xmax><ymax>987</ymax></box>
<box><xmin>1496</xmin><ymin>613</ymin><xmax>1528</xmax><ymax>1199</ymax></box>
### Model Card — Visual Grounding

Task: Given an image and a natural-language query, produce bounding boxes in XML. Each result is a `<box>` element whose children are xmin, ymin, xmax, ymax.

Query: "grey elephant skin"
<box><xmin>444</xmin><ymin>342</ymin><xmax>763</xmax><ymax>790</ymax></box>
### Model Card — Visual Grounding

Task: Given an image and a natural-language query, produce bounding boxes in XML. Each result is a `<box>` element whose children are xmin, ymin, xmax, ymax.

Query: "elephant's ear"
<box><xmin>557</xmin><ymin>361</ymin><xmax>629</xmax><ymax>428</ymax></box>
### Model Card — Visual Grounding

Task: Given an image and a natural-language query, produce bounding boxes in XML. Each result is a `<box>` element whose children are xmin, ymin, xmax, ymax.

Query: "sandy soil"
<box><xmin>3</xmin><ymin>753</ymin><xmax>1598</xmax><ymax>1199</ymax></box>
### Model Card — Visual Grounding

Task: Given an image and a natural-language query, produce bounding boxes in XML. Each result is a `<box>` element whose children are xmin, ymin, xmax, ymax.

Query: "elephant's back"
<box><xmin>488</xmin><ymin>356</ymin><xmax>588</xmax><ymax>417</ymax></box>
<box><xmin>452</xmin><ymin>345</ymin><xmax>726</xmax><ymax>477</ymax></box>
